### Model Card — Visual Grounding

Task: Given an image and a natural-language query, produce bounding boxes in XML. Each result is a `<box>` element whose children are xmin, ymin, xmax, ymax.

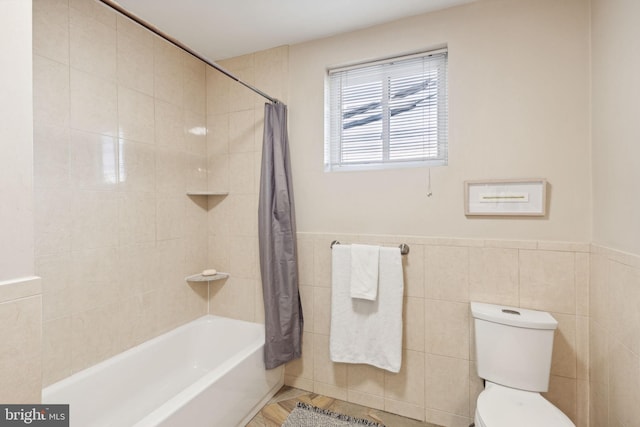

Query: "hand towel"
<box><xmin>330</xmin><ymin>245</ymin><xmax>404</xmax><ymax>373</ymax></box>
<box><xmin>350</xmin><ymin>244</ymin><xmax>380</xmax><ymax>300</ymax></box>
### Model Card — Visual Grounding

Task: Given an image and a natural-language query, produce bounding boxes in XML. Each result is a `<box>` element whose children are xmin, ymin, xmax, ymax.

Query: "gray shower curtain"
<box><xmin>258</xmin><ymin>102</ymin><xmax>303</xmax><ymax>369</ymax></box>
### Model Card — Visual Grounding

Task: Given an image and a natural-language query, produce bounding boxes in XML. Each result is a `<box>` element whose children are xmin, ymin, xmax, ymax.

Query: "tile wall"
<box><xmin>0</xmin><ymin>278</ymin><xmax>42</xmax><ymax>402</ymax></box>
<box><xmin>33</xmin><ymin>0</ymin><xmax>210</xmax><ymax>386</ymax></box>
<box><xmin>283</xmin><ymin>233</ymin><xmax>590</xmax><ymax>427</ymax></box>
<box><xmin>589</xmin><ymin>245</ymin><xmax>640</xmax><ymax>427</ymax></box>
<box><xmin>205</xmin><ymin>47</ymin><xmax>290</xmax><ymax>323</ymax></box>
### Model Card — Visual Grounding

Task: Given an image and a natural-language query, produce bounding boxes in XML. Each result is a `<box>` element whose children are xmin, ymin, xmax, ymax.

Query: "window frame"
<box><xmin>325</xmin><ymin>49</ymin><xmax>448</xmax><ymax>172</ymax></box>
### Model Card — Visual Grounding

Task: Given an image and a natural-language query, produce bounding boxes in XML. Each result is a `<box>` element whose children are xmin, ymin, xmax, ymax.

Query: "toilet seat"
<box><xmin>475</xmin><ymin>383</ymin><xmax>575</xmax><ymax>427</ymax></box>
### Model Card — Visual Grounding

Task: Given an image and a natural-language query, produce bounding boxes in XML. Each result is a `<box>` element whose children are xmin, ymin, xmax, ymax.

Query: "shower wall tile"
<box><xmin>118</xmin><ymin>192</ymin><xmax>156</xmax><ymax>245</ymax></box>
<box><xmin>183</xmin><ymin>54</ymin><xmax>207</xmax><ymax>115</ymax></box>
<box><xmin>116</xmin><ymin>18</ymin><xmax>154</xmax><ymax>95</ymax></box>
<box><xmin>70</xmin><ymin>69</ymin><xmax>118</xmax><ymax>136</ymax></box>
<box><xmin>0</xmin><ymin>295</ymin><xmax>42</xmax><ymax>403</ymax></box>
<box><xmin>69</xmin><ymin>0</ymin><xmax>116</xmax><ymax>28</ymax></box>
<box><xmin>118</xmin><ymin>87</ymin><xmax>155</xmax><ymax>144</ymax></box>
<box><xmin>33</xmin><ymin>0</ymin><xmax>69</xmax><ymax>65</ymax></box>
<box><xmin>34</xmin><ymin>124</ymin><xmax>70</xmax><ymax>190</ymax></box>
<box><xmin>69</xmin><ymin>130</ymin><xmax>119</xmax><ymax>190</ymax></box>
<box><xmin>69</xmin><ymin>6</ymin><xmax>116</xmax><ymax>81</ymax></box>
<box><xmin>33</xmin><ymin>55</ymin><xmax>70</xmax><ymax>128</ymax></box>
<box><xmin>154</xmin><ymin>39</ymin><xmax>184</xmax><ymax>106</ymax></box>
<box><xmin>36</xmin><ymin>0</ymin><xmax>209</xmax><ymax>386</ymax></box>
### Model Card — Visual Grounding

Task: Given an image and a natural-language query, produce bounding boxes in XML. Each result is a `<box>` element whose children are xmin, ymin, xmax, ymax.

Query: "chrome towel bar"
<box><xmin>330</xmin><ymin>240</ymin><xmax>410</xmax><ymax>255</ymax></box>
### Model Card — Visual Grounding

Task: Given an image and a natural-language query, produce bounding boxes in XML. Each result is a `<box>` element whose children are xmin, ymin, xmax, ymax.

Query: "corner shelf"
<box><xmin>186</xmin><ymin>191</ymin><xmax>229</xmax><ymax>196</ymax></box>
<box><xmin>185</xmin><ymin>272</ymin><xmax>230</xmax><ymax>283</ymax></box>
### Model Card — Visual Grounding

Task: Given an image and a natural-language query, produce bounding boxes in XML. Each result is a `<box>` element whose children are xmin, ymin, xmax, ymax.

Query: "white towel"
<box><xmin>350</xmin><ymin>244</ymin><xmax>380</xmax><ymax>300</ymax></box>
<box><xmin>330</xmin><ymin>245</ymin><xmax>404</xmax><ymax>373</ymax></box>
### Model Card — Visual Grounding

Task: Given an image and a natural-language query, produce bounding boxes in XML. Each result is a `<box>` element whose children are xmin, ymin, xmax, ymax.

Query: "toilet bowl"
<box><xmin>474</xmin><ymin>381</ymin><xmax>574</xmax><ymax>427</ymax></box>
<box><xmin>471</xmin><ymin>302</ymin><xmax>575</xmax><ymax>427</ymax></box>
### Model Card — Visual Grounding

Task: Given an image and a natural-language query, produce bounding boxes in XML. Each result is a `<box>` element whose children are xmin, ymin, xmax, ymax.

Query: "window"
<box><xmin>326</xmin><ymin>49</ymin><xmax>448</xmax><ymax>171</ymax></box>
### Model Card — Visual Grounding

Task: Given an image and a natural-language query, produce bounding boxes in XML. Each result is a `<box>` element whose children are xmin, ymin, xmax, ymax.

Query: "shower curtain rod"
<box><xmin>98</xmin><ymin>0</ymin><xmax>280</xmax><ymax>104</ymax></box>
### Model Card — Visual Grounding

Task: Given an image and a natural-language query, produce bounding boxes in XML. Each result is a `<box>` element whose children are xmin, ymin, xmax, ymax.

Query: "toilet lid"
<box><xmin>476</xmin><ymin>384</ymin><xmax>575</xmax><ymax>427</ymax></box>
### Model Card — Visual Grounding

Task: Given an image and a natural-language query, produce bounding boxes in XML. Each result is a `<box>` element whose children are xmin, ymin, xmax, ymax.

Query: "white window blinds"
<box><xmin>326</xmin><ymin>49</ymin><xmax>448</xmax><ymax>171</ymax></box>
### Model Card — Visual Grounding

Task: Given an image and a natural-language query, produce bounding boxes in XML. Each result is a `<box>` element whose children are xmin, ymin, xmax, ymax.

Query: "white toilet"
<box><xmin>471</xmin><ymin>302</ymin><xmax>575</xmax><ymax>427</ymax></box>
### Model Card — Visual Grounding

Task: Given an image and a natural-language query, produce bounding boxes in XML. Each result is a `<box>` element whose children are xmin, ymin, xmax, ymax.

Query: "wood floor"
<box><xmin>246</xmin><ymin>386</ymin><xmax>443</xmax><ymax>427</ymax></box>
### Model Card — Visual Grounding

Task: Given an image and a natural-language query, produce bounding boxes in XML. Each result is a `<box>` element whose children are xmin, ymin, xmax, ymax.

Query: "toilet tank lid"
<box><xmin>471</xmin><ymin>302</ymin><xmax>558</xmax><ymax>330</ymax></box>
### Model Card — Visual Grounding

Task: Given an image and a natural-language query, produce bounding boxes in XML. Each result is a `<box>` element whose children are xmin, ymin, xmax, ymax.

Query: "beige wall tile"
<box><xmin>313</xmin><ymin>238</ymin><xmax>333</xmax><ymax>288</ymax></box>
<box><xmin>469</xmin><ymin>361</ymin><xmax>484</xmax><ymax>417</ymax></box>
<box><xmin>70</xmin><ymin>69</ymin><xmax>117</xmax><ymax>136</ymax></box>
<box><xmin>33</xmin><ymin>55</ymin><xmax>70</xmax><ymax>127</ymax></box>
<box><xmin>208</xmin><ymin>277</ymin><xmax>256</xmax><ymax>322</ymax></box>
<box><xmin>299</xmin><ymin>285</ymin><xmax>313</xmax><ymax>332</ymax></box>
<box><xmin>228</xmin><ymin>236</ymin><xmax>259</xmax><ymax>280</ymax></box>
<box><xmin>33</xmin><ymin>0</ymin><xmax>69</xmax><ymax>64</ymax></box>
<box><xmin>348</xmin><ymin>390</ymin><xmax>385</xmax><ymax>411</ymax></box>
<box><xmin>425</xmin><ymin>408</ymin><xmax>473</xmax><ymax>427</ymax></box>
<box><xmin>384</xmin><ymin>399</ymin><xmax>425</xmax><ymax>421</ymax></box>
<box><xmin>314</xmin><ymin>382</ymin><xmax>348</xmax><ymax>401</ymax></box>
<box><xmin>402</xmin><ymin>244</ymin><xmax>425</xmax><ymax>298</ymax></box>
<box><xmin>469</xmin><ymin>247</ymin><xmax>519</xmax><ymax>306</ymax></box>
<box><xmin>229</xmin><ymin>110</ymin><xmax>256</xmax><ymax>153</ymax></box>
<box><xmin>297</xmin><ymin>237</ymin><xmax>315</xmax><ymax>286</ymax></box>
<box><xmin>154</xmin><ymin>38</ymin><xmax>184</xmax><ymax>106</ymax></box>
<box><xmin>608</xmin><ymin>260</ymin><xmax>640</xmax><ymax>355</ymax></box>
<box><xmin>551</xmin><ymin>312</ymin><xmax>577</xmax><ymax>379</ymax></box>
<box><xmin>285</xmin><ymin>375</ymin><xmax>314</xmax><ymax>392</ymax></box>
<box><xmin>313</xmin><ymin>287</ymin><xmax>330</xmax><ymax>335</ymax></box>
<box><xmin>543</xmin><ymin>375</ymin><xmax>577</xmax><ymax>423</ymax></box>
<box><xmin>155</xmin><ymin>100</ymin><xmax>186</xmax><ymax>150</ymax></box>
<box><xmin>576</xmin><ymin>315</ymin><xmax>589</xmax><ymax>380</ymax></box>
<box><xmin>347</xmin><ymin>363</ymin><xmax>385</xmax><ymax>397</ymax></box>
<box><xmin>34</xmin><ymin>124</ymin><xmax>70</xmax><ymax>190</ymax></box>
<box><xmin>0</xmin><ymin>296</ymin><xmax>42</xmax><ymax>403</ymax></box>
<box><xmin>608</xmin><ymin>339</ymin><xmax>640</xmax><ymax>427</ymax></box>
<box><xmin>71</xmin><ymin>191</ymin><xmax>119</xmax><ymax>250</ymax></box>
<box><xmin>69</xmin><ymin>130</ymin><xmax>119</xmax><ymax>190</ymax></box>
<box><xmin>156</xmin><ymin>149</ymin><xmax>187</xmax><ymax>196</ymax></box>
<box><xmin>385</xmin><ymin>350</ymin><xmax>425</xmax><ymax>407</ymax></box>
<box><xmin>185</xmin><ymin>111</ymin><xmax>207</xmax><ymax>155</ymax></box>
<box><xmin>425</xmin><ymin>299</ymin><xmax>469</xmax><ymax>360</ymax></box>
<box><xmin>42</xmin><ymin>316</ymin><xmax>72</xmax><ymax>387</ymax></box>
<box><xmin>207</xmin><ymin>154</ymin><xmax>230</xmax><ymax>193</ymax></box>
<box><xmin>116</xmin><ymin>21</ymin><xmax>154</xmax><ymax>95</ymax></box>
<box><xmin>118</xmin><ymin>87</ymin><xmax>155</xmax><ymax>144</ymax></box>
<box><xmin>118</xmin><ymin>192</ymin><xmax>156</xmax><ymax>246</ymax></box>
<box><xmin>35</xmin><ymin>189</ymin><xmax>73</xmax><ymax>257</ymax></box>
<box><xmin>183</xmin><ymin>54</ymin><xmax>207</xmax><ymax>115</ymax></box>
<box><xmin>425</xmin><ymin>246</ymin><xmax>469</xmax><ymax>303</ymax></box>
<box><xmin>589</xmin><ymin>252</ymin><xmax>610</xmax><ymax>328</ymax></box>
<box><xmin>519</xmin><ymin>250</ymin><xmax>576</xmax><ymax>314</ymax></box>
<box><xmin>285</xmin><ymin>331</ymin><xmax>314</xmax><ymax>380</ymax></box>
<box><xmin>118</xmin><ymin>140</ymin><xmax>156</xmax><ymax>192</ymax></box>
<box><xmin>69</xmin><ymin>7</ymin><xmax>116</xmax><ymax>81</ymax></box>
<box><xmin>576</xmin><ymin>379</ymin><xmax>589</xmax><ymax>427</ymax></box>
<box><xmin>69</xmin><ymin>0</ymin><xmax>116</xmax><ymax>28</ymax></box>
<box><xmin>575</xmin><ymin>252</ymin><xmax>590</xmax><ymax>316</ymax></box>
<box><xmin>313</xmin><ymin>334</ymin><xmax>347</xmax><ymax>388</ymax></box>
<box><xmin>156</xmin><ymin>197</ymin><xmax>185</xmax><ymax>241</ymax></box>
<box><xmin>403</xmin><ymin>297</ymin><xmax>425</xmax><ymax>352</ymax></box>
<box><xmin>230</xmin><ymin>152</ymin><xmax>256</xmax><ymax>194</ymax></box>
<box><xmin>206</xmin><ymin>66</ymin><xmax>231</xmax><ymax>115</ymax></box>
<box><xmin>425</xmin><ymin>354</ymin><xmax>470</xmax><ymax>416</ymax></box>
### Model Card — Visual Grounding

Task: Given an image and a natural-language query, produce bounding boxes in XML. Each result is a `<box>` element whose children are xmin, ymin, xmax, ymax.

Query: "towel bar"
<box><xmin>330</xmin><ymin>240</ymin><xmax>410</xmax><ymax>255</ymax></box>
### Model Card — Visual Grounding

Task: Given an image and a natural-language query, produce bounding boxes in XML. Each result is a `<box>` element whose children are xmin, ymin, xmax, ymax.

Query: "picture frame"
<box><xmin>464</xmin><ymin>178</ymin><xmax>547</xmax><ymax>216</ymax></box>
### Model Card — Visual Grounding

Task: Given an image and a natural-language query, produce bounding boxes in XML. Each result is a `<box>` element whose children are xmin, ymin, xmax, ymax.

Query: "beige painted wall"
<box><xmin>289</xmin><ymin>0</ymin><xmax>591</xmax><ymax>242</ymax></box>
<box><xmin>0</xmin><ymin>0</ymin><xmax>35</xmax><ymax>281</ymax></box>
<box><xmin>591</xmin><ymin>0</ymin><xmax>640</xmax><ymax>256</ymax></box>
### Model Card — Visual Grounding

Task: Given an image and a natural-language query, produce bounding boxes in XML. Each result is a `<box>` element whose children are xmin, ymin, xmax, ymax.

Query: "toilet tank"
<box><xmin>471</xmin><ymin>302</ymin><xmax>558</xmax><ymax>392</ymax></box>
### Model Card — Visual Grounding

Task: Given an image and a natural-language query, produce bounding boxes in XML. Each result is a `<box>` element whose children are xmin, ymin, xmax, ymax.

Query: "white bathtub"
<box><xmin>42</xmin><ymin>315</ymin><xmax>283</xmax><ymax>427</ymax></box>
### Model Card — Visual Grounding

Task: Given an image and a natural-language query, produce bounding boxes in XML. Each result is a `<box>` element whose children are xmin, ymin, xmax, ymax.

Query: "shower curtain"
<box><xmin>258</xmin><ymin>102</ymin><xmax>303</xmax><ymax>369</ymax></box>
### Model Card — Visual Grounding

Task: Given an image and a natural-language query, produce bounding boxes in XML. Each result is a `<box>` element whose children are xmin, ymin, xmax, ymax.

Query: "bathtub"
<box><xmin>42</xmin><ymin>315</ymin><xmax>283</xmax><ymax>427</ymax></box>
